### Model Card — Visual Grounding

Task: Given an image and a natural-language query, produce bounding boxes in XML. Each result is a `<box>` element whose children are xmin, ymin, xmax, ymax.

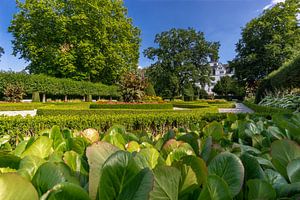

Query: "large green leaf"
<box><xmin>134</xmin><ymin>147</ymin><xmax>160</xmax><ymax>169</ymax></box>
<box><xmin>198</xmin><ymin>175</ymin><xmax>232</xmax><ymax>200</ymax></box>
<box><xmin>166</xmin><ymin>144</ymin><xmax>195</xmax><ymax>166</ymax></box>
<box><xmin>0</xmin><ymin>173</ymin><xmax>39</xmax><ymax>200</ymax></box>
<box><xmin>201</xmin><ymin>136</ymin><xmax>212</xmax><ymax>162</ymax></box>
<box><xmin>68</xmin><ymin>137</ymin><xmax>87</xmax><ymax>155</ymax></box>
<box><xmin>264</xmin><ymin>169</ymin><xmax>288</xmax><ymax>191</ymax></box>
<box><xmin>63</xmin><ymin>150</ymin><xmax>89</xmax><ymax>185</ymax></box>
<box><xmin>273</xmin><ymin>113</ymin><xmax>300</xmax><ymax>142</ymax></box>
<box><xmin>17</xmin><ymin>155</ymin><xmax>45</xmax><ymax>180</ymax></box>
<box><xmin>0</xmin><ymin>152</ymin><xmax>21</xmax><ymax>169</ymax></box>
<box><xmin>50</xmin><ymin>125</ymin><xmax>67</xmax><ymax>152</ymax></box>
<box><xmin>32</xmin><ymin>162</ymin><xmax>80</xmax><ymax>196</ymax></box>
<box><xmin>118</xmin><ymin>168</ymin><xmax>154</xmax><ymax>200</ymax></box>
<box><xmin>86</xmin><ymin>142</ymin><xmax>119</xmax><ymax>200</ymax></box>
<box><xmin>182</xmin><ymin>156</ymin><xmax>208</xmax><ymax>186</ymax></box>
<box><xmin>97</xmin><ymin>151</ymin><xmax>153</xmax><ymax>200</ymax></box>
<box><xmin>208</xmin><ymin>152</ymin><xmax>244</xmax><ymax>197</ymax></box>
<box><xmin>21</xmin><ymin>136</ymin><xmax>53</xmax><ymax>159</ymax></box>
<box><xmin>150</xmin><ymin>166</ymin><xmax>181</xmax><ymax>200</ymax></box>
<box><xmin>40</xmin><ymin>182</ymin><xmax>90</xmax><ymax>200</ymax></box>
<box><xmin>247</xmin><ymin>179</ymin><xmax>276</xmax><ymax>200</ymax></box>
<box><xmin>203</xmin><ymin>121</ymin><xmax>224</xmax><ymax>141</ymax></box>
<box><xmin>271</xmin><ymin>139</ymin><xmax>300</xmax><ymax>178</ymax></box>
<box><xmin>287</xmin><ymin>158</ymin><xmax>300</xmax><ymax>183</ymax></box>
<box><xmin>63</xmin><ymin>151</ymin><xmax>88</xmax><ymax>176</ymax></box>
<box><xmin>240</xmin><ymin>153</ymin><xmax>265</xmax><ymax>180</ymax></box>
<box><xmin>176</xmin><ymin>164</ymin><xmax>198</xmax><ymax>198</ymax></box>
<box><xmin>13</xmin><ymin>140</ymin><xmax>28</xmax><ymax>157</ymax></box>
<box><xmin>102</xmin><ymin>125</ymin><xmax>127</xmax><ymax>150</ymax></box>
<box><xmin>278</xmin><ymin>182</ymin><xmax>300</xmax><ymax>198</ymax></box>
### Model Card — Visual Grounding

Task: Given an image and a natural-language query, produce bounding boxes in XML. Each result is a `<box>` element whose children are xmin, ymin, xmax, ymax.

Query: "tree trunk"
<box><xmin>42</xmin><ymin>94</ymin><xmax>46</xmax><ymax>103</ymax></box>
<box><xmin>83</xmin><ymin>96</ymin><xmax>86</xmax><ymax>102</ymax></box>
<box><xmin>64</xmin><ymin>95</ymin><xmax>68</xmax><ymax>102</ymax></box>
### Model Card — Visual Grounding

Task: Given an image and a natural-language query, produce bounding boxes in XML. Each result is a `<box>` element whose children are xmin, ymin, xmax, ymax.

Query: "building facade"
<box><xmin>204</xmin><ymin>62</ymin><xmax>234</xmax><ymax>94</ymax></box>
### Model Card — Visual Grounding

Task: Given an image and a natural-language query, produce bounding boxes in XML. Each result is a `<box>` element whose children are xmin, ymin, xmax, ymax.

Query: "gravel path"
<box><xmin>219</xmin><ymin>103</ymin><xmax>254</xmax><ymax>114</ymax></box>
<box><xmin>0</xmin><ymin>109</ymin><xmax>37</xmax><ymax>117</ymax></box>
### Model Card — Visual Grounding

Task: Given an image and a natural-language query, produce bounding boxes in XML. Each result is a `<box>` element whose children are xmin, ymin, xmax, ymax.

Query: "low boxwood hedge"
<box><xmin>36</xmin><ymin>107</ymin><xmax>219</xmax><ymax>116</ymax></box>
<box><xmin>0</xmin><ymin>112</ymin><xmax>227</xmax><ymax>137</ymax></box>
<box><xmin>90</xmin><ymin>103</ymin><xmax>173</xmax><ymax>110</ymax></box>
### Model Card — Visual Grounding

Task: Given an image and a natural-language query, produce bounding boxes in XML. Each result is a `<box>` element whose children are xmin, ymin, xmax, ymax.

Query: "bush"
<box><xmin>90</xmin><ymin>103</ymin><xmax>173</xmax><ymax>110</ymax></box>
<box><xmin>256</xmin><ymin>55</ymin><xmax>300</xmax><ymax>102</ymax></box>
<box><xmin>243</xmin><ymin>101</ymin><xmax>293</xmax><ymax>114</ymax></box>
<box><xmin>3</xmin><ymin>83</ymin><xmax>26</xmax><ymax>102</ymax></box>
<box><xmin>0</xmin><ymin>71</ymin><xmax>120</xmax><ymax>100</ymax></box>
<box><xmin>259</xmin><ymin>93</ymin><xmax>300</xmax><ymax>111</ymax></box>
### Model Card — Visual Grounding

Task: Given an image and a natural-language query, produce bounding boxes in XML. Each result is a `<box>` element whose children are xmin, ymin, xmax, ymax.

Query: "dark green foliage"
<box><xmin>0</xmin><ymin>72</ymin><xmax>120</xmax><ymax>99</ymax></box>
<box><xmin>144</xmin><ymin>28</ymin><xmax>220</xmax><ymax>99</ymax></box>
<box><xmin>32</xmin><ymin>92</ymin><xmax>40</xmax><ymax>102</ymax></box>
<box><xmin>231</xmin><ymin>0</ymin><xmax>300</xmax><ymax>85</ymax></box>
<box><xmin>9</xmin><ymin>0</ymin><xmax>140</xmax><ymax>84</ymax></box>
<box><xmin>90</xmin><ymin>103</ymin><xmax>173</xmax><ymax>110</ymax></box>
<box><xmin>256</xmin><ymin>55</ymin><xmax>300</xmax><ymax>102</ymax></box>
<box><xmin>243</xmin><ymin>101</ymin><xmax>293</xmax><ymax>115</ymax></box>
<box><xmin>144</xmin><ymin>83</ymin><xmax>156</xmax><ymax>97</ymax></box>
<box><xmin>212</xmin><ymin>76</ymin><xmax>245</xmax><ymax>97</ymax></box>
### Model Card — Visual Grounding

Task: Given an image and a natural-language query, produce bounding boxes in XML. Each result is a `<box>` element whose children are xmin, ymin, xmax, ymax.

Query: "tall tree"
<box><xmin>9</xmin><ymin>0</ymin><xmax>140</xmax><ymax>84</ymax></box>
<box><xmin>144</xmin><ymin>28</ymin><xmax>219</xmax><ymax>99</ymax></box>
<box><xmin>0</xmin><ymin>47</ymin><xmax>4</xmax><ymax>61</ymax></box>
<box><xmin>231</xmin><ymin>0</ymin><xmax>300</xmax><ymax>86</ymax></box>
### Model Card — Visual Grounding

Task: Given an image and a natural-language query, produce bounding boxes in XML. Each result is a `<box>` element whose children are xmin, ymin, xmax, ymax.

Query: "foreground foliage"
<box><xmin>1</xmin><ymin>113</ymin><xmax>300</xmax><ymax>199</ymax></box>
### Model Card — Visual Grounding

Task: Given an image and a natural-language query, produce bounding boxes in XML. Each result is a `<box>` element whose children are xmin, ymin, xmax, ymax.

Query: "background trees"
<box><xmin>230</xmin><ymin>0</ymin><xmax>300</xmax><ymax>87</ymax></box>
<box><xmin>144</xmin><ymin>28</ymin><xmax>220</xmax><ymax>99</ymax></box>
<box><xmin>9</xmin><ymin>0</ymin><xmax>140</xmax><ymax>84</ymax></box>
<box><xmin>212</xmin><ymin>76</ymin><xmax>245</xmax><ymax>97</ymax></box>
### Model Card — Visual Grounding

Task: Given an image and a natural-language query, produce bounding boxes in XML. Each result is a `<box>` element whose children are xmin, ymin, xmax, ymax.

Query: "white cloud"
<box><xmin>263</xmin><ymin>0</ymin><xmax>285</xmax><ymax>10</ymax></box>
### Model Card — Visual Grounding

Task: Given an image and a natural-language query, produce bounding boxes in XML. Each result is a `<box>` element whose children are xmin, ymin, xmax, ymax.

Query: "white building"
<box><xmin>204</xmin><ymin>62</ymin><xmax>234</xmax><ymax>94</ymax></box>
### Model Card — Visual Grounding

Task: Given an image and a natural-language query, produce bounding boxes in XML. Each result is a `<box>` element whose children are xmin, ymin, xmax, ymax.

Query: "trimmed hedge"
<box><xmin>256</xmin><ymin>55</ymin><xmax>300</xmax><ymax>102</ymax></box>
<box><xmin>90</xmin><ymin>103</ymin><xmax>173</xmax><ymax>110</ymax></box>
<box><xmin>0</xmin><ymin>113</ymin><xmax>228</xmax><ymax>137</ymax></box>
<box><xmin>243</xmin><ymin>101</ymin><xmax>293</xmax><ymax>114</ymax></box>
<box><xmin>0</xmin><ymin>72</ymin><xmax>120</xmax><ymax>99</ymax></box>
<box><xmin>37</xmin><ymin>107</ymin><xmax>219</xmax><ymax>116</ymax></box>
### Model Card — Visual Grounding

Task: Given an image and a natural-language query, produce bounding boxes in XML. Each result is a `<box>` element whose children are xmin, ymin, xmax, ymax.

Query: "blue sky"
<box><xmin>0</xmin><ymin>0</ymin><xmax>278</xmax><ymax>71</ymax></box>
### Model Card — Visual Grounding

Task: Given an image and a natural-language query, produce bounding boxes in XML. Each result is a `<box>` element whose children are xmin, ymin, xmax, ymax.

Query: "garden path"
<box><xmin>0</xmin><ymin>109</ymin><xmax>37</xmax><ymax>117</ymax></box>
<box><xmin>219</xmin><ymin>103</ymin><xmax>254</xmax><ymax>114</ymax></box>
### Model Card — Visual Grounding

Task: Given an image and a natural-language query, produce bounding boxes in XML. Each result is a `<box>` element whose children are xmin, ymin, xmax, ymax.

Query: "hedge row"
<box><xmin>243</xmin><ymin>101</ymin><xmax>293</xmax><ymax>115</ymax></box>
<box><xmin>0</xmin><ymin>72</ymin><xmax>120</xmax><ymax>98</ymax></box>
<box><xmin>0</xmin><ymin>113</ymin><xmax>228</xmax><ymax>138</ymax></box>
<box><xmin>90</xmin><ymin>103</ymin><xmax>173</xmax><ymax>110</ymax></box>
<box><xmin>256</xmin><ymin>55</ymin><xmax>300</xmax><ymax>102</ymax></box>
<box><xmin>36</xmin><ymin>107</ymin><xmax>219</xmax><ymax>116</ymax></box>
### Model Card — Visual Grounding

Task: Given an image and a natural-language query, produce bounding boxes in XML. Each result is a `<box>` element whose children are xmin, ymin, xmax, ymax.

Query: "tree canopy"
<box><xmin>230</xmin><ymin>0</ymin><xmax>300</xmax><ymax>85</ymax></box>
<box><xmin>9</xmin><ymin>0</ymin><xmax>140</xmax><ymax>84</ymax></box>
<box><xmin>212</xmin><ymin>76</ymin><xmax>245</xmax><ymax>97</ymax></box>
<box><xmin>144</xmin><ymin>28</ymin><xmax>220</xmax><ymax>99</ymax></box>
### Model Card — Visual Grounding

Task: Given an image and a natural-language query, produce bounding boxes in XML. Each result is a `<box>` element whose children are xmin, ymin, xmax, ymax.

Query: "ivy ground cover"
<box><xmin>0</xmin><ymin>113</ymin><xmax>300</xmax><ymax>199</ymax></box>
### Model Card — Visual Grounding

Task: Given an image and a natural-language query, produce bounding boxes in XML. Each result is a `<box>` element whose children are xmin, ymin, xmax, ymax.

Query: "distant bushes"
<box><xmin>0</xmin><ymin>72</ymin><xmax>120</xmax><ymax>101</ymax></box>
<box><xmin>90</xmin><ymin>103</ymin><xmax>173</xmax><ymax>110</ymax></box>
<box><xmin>256</xmin><ymin>55</ymin><xmax>300</xmax><ymax>102</ymax></box>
